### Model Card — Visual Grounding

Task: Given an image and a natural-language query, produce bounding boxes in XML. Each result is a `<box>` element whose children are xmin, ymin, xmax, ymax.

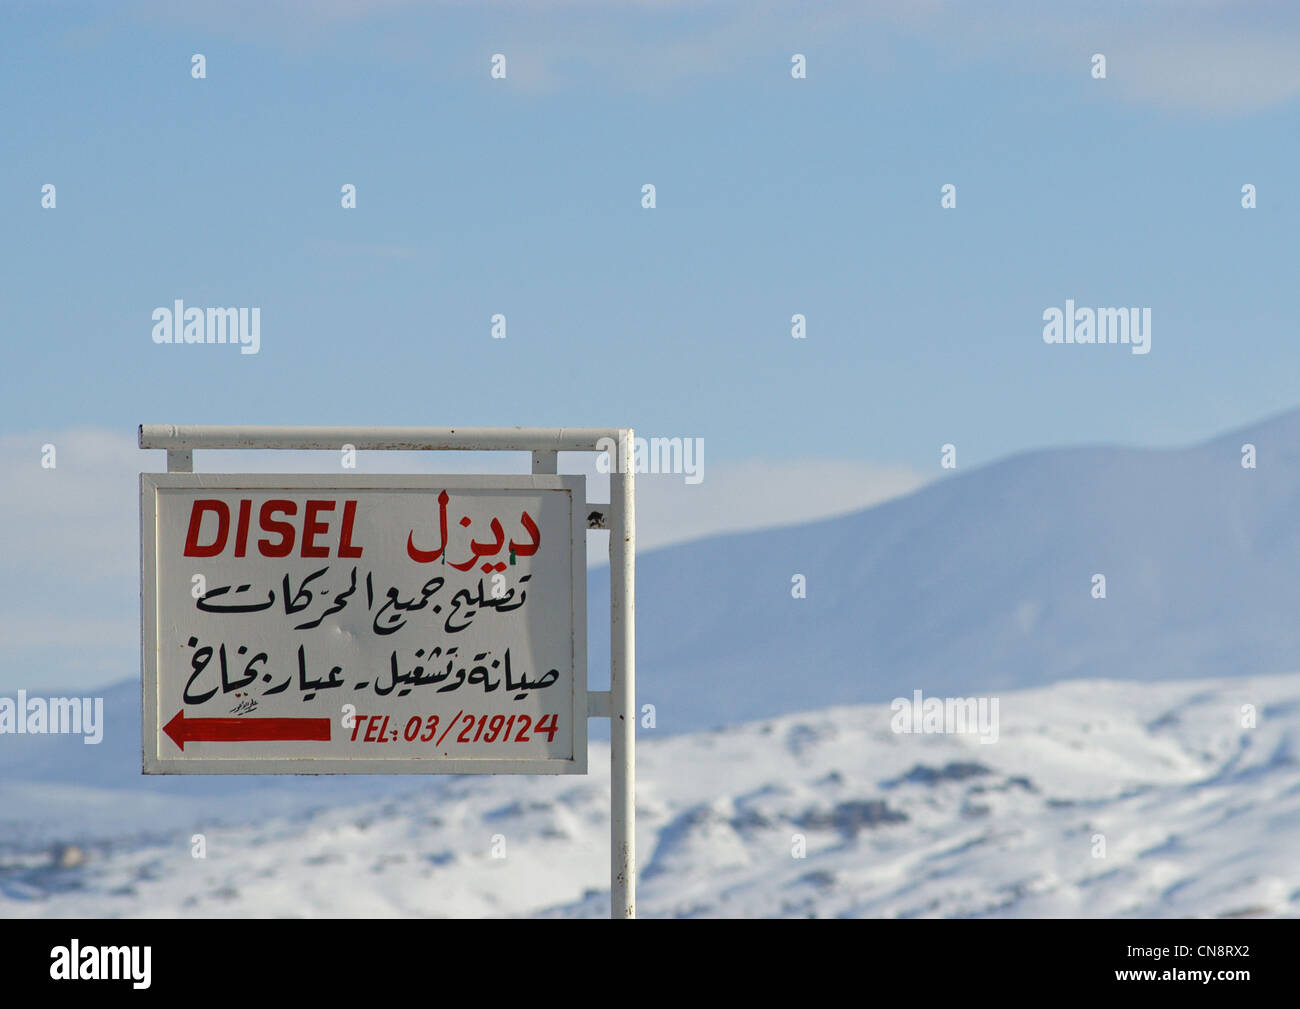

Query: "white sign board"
<box><xmin>141</xmin><ymin>474</ymin><xmax>586</xmax><ymax>773</ymax></box>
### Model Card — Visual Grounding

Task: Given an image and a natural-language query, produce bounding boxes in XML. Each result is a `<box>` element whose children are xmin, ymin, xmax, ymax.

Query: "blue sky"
<box><xmin>3</xmin><ymin>0</ymin><xmax>1300</xmax><ymax>689</ymax></box>
<box><xmin>5</xmin><ymin>1</ymin><xmax>1300</xmax><ymax>464</ymax></box>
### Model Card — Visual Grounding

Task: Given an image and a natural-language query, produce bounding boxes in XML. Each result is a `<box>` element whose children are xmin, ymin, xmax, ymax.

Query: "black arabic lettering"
<box><xmin>296</xmin><ymin>644</ymin><xmax>344</xmax><ymax>702</ymax></box>
<box><xmin>283</xmin><ymin>566</ymin><xmax>330</xmax><ymax>616</ymax></box>
<box><xmin>294</xmin><ymin>566</ymin><xmax>358</xmax><ymax>630</ymax></box>
<box><xmin>196</xmin><ymin>583</ymin><xmax>276</xmax><ymax>614</ymax></box>
<box><xmin>183</xmin><ymin>636</ymin><xmax>217</xmax><ymax>704</ymax></box>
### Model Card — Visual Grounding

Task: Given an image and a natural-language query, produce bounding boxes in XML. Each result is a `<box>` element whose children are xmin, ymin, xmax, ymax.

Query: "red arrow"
<box><xmin>163</xmin><ymin>709</ymin><xmax>331</xmax><ymax>751</ymax></box>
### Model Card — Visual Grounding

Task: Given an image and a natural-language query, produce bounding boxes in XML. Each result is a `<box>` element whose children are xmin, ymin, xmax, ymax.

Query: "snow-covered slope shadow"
<box><xmin>4</xmin><ymin>674</ymin><xmax>1297</xmax><ymax>918</ymax></box>
<box><xmin>589</xmin><ymin>409</ymin><xmax>1300</xmax><ymax>731</ymax></box>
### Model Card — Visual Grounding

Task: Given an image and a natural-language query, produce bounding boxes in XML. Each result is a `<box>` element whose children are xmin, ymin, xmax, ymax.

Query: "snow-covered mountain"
<box><xmin>4</xmin><ymin>674</ymin><xmax>1298</xmax><ymax>917</ymax></box>
<box><xmin>590</xmin><ymin>409</ymin><xmax>1300</xmax><ymax>732</ymax></box>
<box><xmin>5</xmin><ymin>413</ymin><xmax>1300</xmax><ymax>916</ymax></box>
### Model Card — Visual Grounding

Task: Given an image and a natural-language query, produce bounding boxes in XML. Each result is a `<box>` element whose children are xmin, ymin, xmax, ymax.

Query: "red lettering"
<box><xmin>338</xmin><ymin>500</ymin><xmax>363</xmax><ymax>558</ymax></box>
<box><xmin>257</xmin><ymin>500</ymin><xmax>297</xmax><ymax>557</ymax></box>
<box><xmin>183</xmin><ymin>497</ymin><xmax>367</xmax><ymax>558</ymax></box>
<box><xmin>301</xmin><ymin>500</ymin><xmax>334</xmax><ymax>558</ymax></box>
<box><xmin>233</xmin><ymin>499</ymin><xmax>252</xmax><ymax>557</ymax></box>
<box><xmin>183</xmin><ymin>500</ymin><xmax>229</xmax><ymax>557</ymax></box>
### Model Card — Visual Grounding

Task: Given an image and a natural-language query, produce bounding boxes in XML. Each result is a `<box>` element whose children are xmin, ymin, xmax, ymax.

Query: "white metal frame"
<box><xmin>139</xmin><ymin>424</ymin><xmax>636</xmax><ymax>919</ymax></box>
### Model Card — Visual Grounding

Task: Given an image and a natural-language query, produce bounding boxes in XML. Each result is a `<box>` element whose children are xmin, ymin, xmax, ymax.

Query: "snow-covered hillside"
<box><xmin>6</xmin><ymin>417</ymin><xmax>1300</xmax><ymax>916</ymax></box>
<box><xmin>4</xmin><ymin>674</ymin><xmax>1297</xmax><ymax>918</ymax></box>
<box><xmin>590</xmin><ymin>411</ymin><xmax>1300</xmax><ymax>731</ymax></box>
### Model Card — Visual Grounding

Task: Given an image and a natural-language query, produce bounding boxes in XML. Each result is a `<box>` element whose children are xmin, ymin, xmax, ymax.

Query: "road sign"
<box><xmin>142</xmin><ymin>473</ymin><xmax>587</xmax><ymax>774</ymax></box>
<box><xmin>139</xmin><ymin>425</ymin><xmax>635</xmax><ymax>918</ymax></box>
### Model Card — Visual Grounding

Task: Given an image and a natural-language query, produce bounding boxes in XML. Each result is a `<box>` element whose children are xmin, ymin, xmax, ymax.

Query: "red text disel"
<box><xmin>182</xmin><ymin>499</ymin><xmax>364</xmax><ymax>558</ymax></box>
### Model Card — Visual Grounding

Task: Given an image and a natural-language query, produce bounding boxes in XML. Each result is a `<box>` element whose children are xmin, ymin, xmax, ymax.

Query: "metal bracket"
<box><xmin>587</xmin><ymin>691</ymin><xmax>611</xmax><ymax>718</ymax></box>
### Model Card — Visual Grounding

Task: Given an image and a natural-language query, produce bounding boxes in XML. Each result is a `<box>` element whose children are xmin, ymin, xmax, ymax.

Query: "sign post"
<box><xmin>139</xmin><ymin>425</ymin><xmax>635</xmax><ymax>918</ymax></box>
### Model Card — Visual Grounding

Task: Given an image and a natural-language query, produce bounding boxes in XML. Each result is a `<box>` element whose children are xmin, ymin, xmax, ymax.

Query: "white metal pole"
<box><xmin>609</xmin><ymin>429</ymin><xmax>636</xmax><ymax>918</ymax></box>
<box><xmin>138</xmin><ymin>425</ymin><xmax>621</xmax><ymax>453</ymax></box>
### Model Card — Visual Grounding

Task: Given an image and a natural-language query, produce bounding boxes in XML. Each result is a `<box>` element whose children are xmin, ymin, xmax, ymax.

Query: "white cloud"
<box><xmin>116</xmin><ymin>0</ymin><xmax>1300</xmax><ymax>111</ymax></box>
<box><xmin>0</xmin><ymin>428</ymin><xmax>142</xmax><ymax>580</ymax></box>
<box><xmin>0</xmin><ymin>428</ymin><xmax>924</xmax><ymax>689</ymax></box>
<box><xmin>605</xmin><ymin>458</ymin><xmax>926</xmax><ymax>555</ymax></box>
